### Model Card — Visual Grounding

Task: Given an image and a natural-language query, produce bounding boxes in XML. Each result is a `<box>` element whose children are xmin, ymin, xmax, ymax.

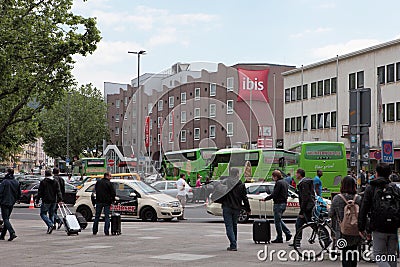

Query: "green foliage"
<box><xmin>0</xmin><ymin>0</ymin><xmax>101</xmax><ymax>158</ymax></box>
<box><xmin>39</xmin><ymin>84</ymin><xmax>109</xmax><ymax>160</ymax></box>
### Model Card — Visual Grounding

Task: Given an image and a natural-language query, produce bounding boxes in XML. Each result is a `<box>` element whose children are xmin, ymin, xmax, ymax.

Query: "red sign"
<box><xmin>287</xmin><ymin>202</ymin><xmax>300</xmax><ymax>207</ymax></box>
<box><xmin>257</xmin><ymin>138</ymin><xmax>273</xmax><ymax>148</ymax></box>
<box><xmin>107</xmin><ymin>159</ymin><xmax>115</xmax><ymax>167</ymax></box>
<box><xmin>145</xmin><ymin>116</ymin><xmax>150</xmax><ymax>147</ymax></box>
<box><xmin>237</xmin><ymin>68</ymin><xmax>269</xmax><ymax>102</ymax></box>
<box><xmin>374</xmin><ymin>150</ymin><xmax>382</xmax><ymax>160</ymax></box>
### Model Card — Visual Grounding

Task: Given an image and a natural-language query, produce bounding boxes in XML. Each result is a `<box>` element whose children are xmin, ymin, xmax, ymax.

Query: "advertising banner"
<box><xmin>237</xmin><ymin>68</ymin><xmax>269</xmax><ymax>102</ymax></box>
<box><xmin>144</xmin><ymin>116</ymin><xmax>150</xmax><ymax>147</ymax></box>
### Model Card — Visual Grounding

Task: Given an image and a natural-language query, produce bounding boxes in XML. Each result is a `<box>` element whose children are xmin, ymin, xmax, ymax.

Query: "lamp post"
<box><xmin>128</xmin><ymin>50</ymin><xmax>146</xmax><ymax>172</ymax></box>
<box><xmin>66</xmin><ymin>91</ymin><xmax>72</xmax><ymax>174</ymax></box>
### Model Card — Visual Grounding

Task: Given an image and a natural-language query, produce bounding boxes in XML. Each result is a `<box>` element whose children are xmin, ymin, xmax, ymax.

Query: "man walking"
<box><xmin>52</xmin><ymin>167</ymin><xmax>65</xmax><ymax>230</ymax></box>
<box><xmin>313</xmin><ymin>170</ymin><xmax>323</xmax><ymax>196</ymax></box>
<box><xmin>93</xmin><ymin>172</ymin><xmax>116</xmax><ymax>235</ymax></box>
<box><xmin>0</xmin><ymin>168</ymin><xmax>20</xmax><ymax>241</ymax></box>
<box><xmin>176</xmin><ymin>174</ymin><xmax>187</xmax><ymax>220</ymax></box>
<box><xmin>221</xmin><ymin>168</ymin><xmax>251</xmax><ymax>251</ymax></box>
<box><xmin>37</xmin><ymin>170</ymin><xmax>63</xmax><ymax>234</ymax></box>
<box><xmin>262</xmin><ymin>170</ymin><xmax>292</xmax><ymax>243</ymax></box>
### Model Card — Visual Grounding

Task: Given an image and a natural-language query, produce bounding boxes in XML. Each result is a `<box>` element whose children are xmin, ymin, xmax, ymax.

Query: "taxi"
<box><xmin>74</xmin><ymin>179</ymin><xmax>182</xmax><ymax>222</ymax></box>
<box><xmin>206</xmin><ymin>182</ymin><xmax>331</xmax><ymax>223</ymax></box>
<box><xmin>76</xmin><ymin>173</ymin><xmax>140</xmax><ymax>189</ymax></box>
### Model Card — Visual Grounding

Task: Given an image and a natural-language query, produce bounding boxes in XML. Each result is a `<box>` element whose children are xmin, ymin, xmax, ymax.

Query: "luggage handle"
<box><xmin>258</xmin><ymin>199</ymin><xmax>267</xmax><ymax>219</ymax></box>
<box><xmin>58</xmin><ymin>203</ymin><xmax>72</xmax><ymax>218</ymax></box>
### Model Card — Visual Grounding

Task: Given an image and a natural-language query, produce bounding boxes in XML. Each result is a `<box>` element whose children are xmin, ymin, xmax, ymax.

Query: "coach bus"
<box><xmin>73</xmin><ymin>157</ymin><xmax>107</xmax><ymax>176</ymax></box>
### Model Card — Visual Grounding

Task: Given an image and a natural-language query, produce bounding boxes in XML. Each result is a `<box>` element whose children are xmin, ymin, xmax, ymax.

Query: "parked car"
<box><xmin>20</xmin><ymin>182</ymin><xmax>78</xmax><ymax>207</ymax></box>
<box><xmin>151</xmin><ymin>180</ymin><xmax>194</xmax><ymax>202</ymax></box>
<box><xmin>74</xmin><ymin>179</ymin><xmax>182</xmax><ymax>222</ymax></box>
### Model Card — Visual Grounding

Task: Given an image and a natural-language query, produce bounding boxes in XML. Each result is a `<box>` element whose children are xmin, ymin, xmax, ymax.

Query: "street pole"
<box><xmin>66</xmin><ymin>91</ymin><xmax>71</xmax><ymax>174</ymax></box>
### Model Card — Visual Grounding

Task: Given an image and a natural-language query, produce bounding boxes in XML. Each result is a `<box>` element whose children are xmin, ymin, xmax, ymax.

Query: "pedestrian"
<box><xmin>176</xmin><ymin>173</ymin><xmax>187</xmax><ymax>220</ymax></box>
<box><xmin>261</xmin><ymin>170</ymin><xmax>292</xmax><ymax>243</ymax></box>
<box><xmin>284</xmin><ymin>172</ymin><xmax>296</xmax><ymax>189</ymax></box>
<box><xmin>314</xmin><ymin>169</ymin><xmax>323</xmax><ymax>196</ymax></box>
<box><xmin>37</xmin><ymin>169</ymin><xmax>63</xmax><ymax>234</ymax></box>
<box><xmin>221</xmin><ymin>168</ymin><xmax>251</xmax><ymax>251</ymax></box>
<box><xmin>52</xmin><ymin>167</ymin><xmax>65</xmax><ymax>230</ymax></box>
<box><xmin>0</xmin><ymin>168</ymin><xmax>20</xmax><ymax>241</ymax></box>
<box><xmin>289</xmin><ymin>168</ymin><xmax>315</xmax><ymax>246</ymax></box>
<box><xmin>329</xmin><ymin>176</ymin><xmax>361</xmax><ymax>267</ymax></box>
<box><xmin>196</xmin><ymin>174</ymin><xmax>202</xmax><ymax>188</ymax></box>
<box><xmin>93</xmin><ymin>172</ymin><xmax>116</xmax><ymax>235</ymax></box>
<box><xmin>358</xmin><ymin>163</ymin><xmax>400</xmax><ymax>267</ymax></box>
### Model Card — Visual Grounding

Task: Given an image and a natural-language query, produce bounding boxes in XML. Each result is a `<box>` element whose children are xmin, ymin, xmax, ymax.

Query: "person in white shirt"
<box><xmin>176</xmin><ymin>174</ymin><xmax>187</xmax><ymax>220</ymax></box>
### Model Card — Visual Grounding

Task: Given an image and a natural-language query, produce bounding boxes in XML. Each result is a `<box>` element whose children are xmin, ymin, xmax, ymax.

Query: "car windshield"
<box><xmin>130</xmin><ymin>181</ymin><xmax>159</xmax><ymax>194</ymax></box>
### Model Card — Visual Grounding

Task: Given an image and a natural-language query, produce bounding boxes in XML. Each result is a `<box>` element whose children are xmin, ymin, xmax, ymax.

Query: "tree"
<box><xmin>0</xmin><ymin>0</ymin><xmax>101</xmax><ymax>158</ymax></box>
<box><xmin>39</xmin><ymin>84</ymin><xmax>109</xmax><ymax>160</ymax></box>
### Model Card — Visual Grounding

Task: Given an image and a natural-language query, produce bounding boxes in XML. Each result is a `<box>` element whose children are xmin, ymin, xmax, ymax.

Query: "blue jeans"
<box><xmin>294</xmin><ymin>211</ymin><xmax>311</xmax><ymax>245</ymax></box>
<box><xmin>40</xmin><ymin>203</ymin><xmax>56</xmax><ymax>228</ymax></box>
<box><xmin>222</xmin><ymin>206</ymin><xmax>240</xmax><ymax>249</ymax></box>
<box><xmin>273</xmin><ymin>203</ymin><xmax>291</xmax><ymax>241</ymax></box>
<box><xmin>1</xmin><ymin>205</ymin><xmax>15</xmax><ymax>237</ymax></box>
<box><xmin>53</xmin><ymin>204</ymin><xmax>62</xmax><ymax>224</ymax></box>
<box><xmin>372</xmin><ymin>231</ymin><xmax>398</xmax><ymax>267</ymax></box>
<box><xmin>92</xmin><ymin>203</ymin><xmax>111</xmax><ymax>235</ymax></box>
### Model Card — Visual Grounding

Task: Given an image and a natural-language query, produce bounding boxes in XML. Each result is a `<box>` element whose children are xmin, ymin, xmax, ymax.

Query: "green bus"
<box><xmin>286</xmin><ymin>141</ymin><xmax>347</xmax><ymax>198</ymax></box>
<box><xmin>162</xmin><ymin>148</ymin><xmax>218</xmax><ymax>184</ymax></box>
<box><xmin>73</xmin><ymin>157</ymin><xmax>107</xmax><ymax>176</ymax></box>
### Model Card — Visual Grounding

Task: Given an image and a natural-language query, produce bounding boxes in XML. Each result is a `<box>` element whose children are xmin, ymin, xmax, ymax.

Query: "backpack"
<box><xmin>371</xmin><ymin>183</ymin><xmax>400</xmax><ymax>232</ymax></box>
<box><xmin>338</xmin><ymin>194</ymin><xmax>359</xmax><ymax>236</ymax></box>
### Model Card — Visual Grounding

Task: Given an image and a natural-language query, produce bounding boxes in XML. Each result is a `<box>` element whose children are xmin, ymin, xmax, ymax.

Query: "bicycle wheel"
<box><xmin>293</xmin><ymin>223</ymin><xmax>331</xmax><ymax>260</ymax></box>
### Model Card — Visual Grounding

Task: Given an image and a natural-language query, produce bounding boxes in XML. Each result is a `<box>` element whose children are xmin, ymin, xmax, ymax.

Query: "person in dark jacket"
<box><xmin>0</xmin><ymin>168</ymin><xmax>21</xmax><ymax>241</ymax></box>
<box><xmin>221</xmin><ymin>168</ymin><xmax>251</xmax><ymax>251</ymax></box>
<box><xmin>92</xmin><ymin>172</ymin><xmax>116</xmax><ymax>236</ymax></box>
<box><xmin>37</xmin><ymin>169</ymin><xmax>63</xmax><ymax>234</ymax></box>
<box><xmin>52</xmin><ymin>168</ymin><xmax>65</xmax><ymax>230</ymax></box>
<box><xmin>262</xmin><ymin>170</ymin><xmax>292</xmax><ymax>243</ymax></box>
<box><xmin>358</xmin><ymin>163</ymin><xmax>398</xmax><ymax>267</ymax></box>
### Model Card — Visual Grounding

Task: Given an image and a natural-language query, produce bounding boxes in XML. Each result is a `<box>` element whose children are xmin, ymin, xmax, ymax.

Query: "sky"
<box><xmin>71</xmin><ymin>0</ymin><xmax>400</xmax><ymax>92</ymax></box>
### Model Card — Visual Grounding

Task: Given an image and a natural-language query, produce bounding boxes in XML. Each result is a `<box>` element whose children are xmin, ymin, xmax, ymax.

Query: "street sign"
<box><xmin>382</xmin><ymin>140</ymin><xmax>394</xmax><ymax>164</ymax></box>
<box><xmin>374</xmin><ymin>150</ymin><xmax>382</xmax><ymax>160</ymax></box>
<box><xmin>107</xmin><ymin>159</ymin><xmax>115</xmax><ymax>167</ymax></box>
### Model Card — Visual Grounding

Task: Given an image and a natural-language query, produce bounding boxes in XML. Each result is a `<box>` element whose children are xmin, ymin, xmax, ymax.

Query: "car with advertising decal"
<box><xmin>206</xmin><ymin>182</ymin><xmax>331</xmax><ymax>223</ymax></box>
<box><xmin>74</xmin><ymin>179</ymin><xmax>182</xmax><ymax>222</ymax></box>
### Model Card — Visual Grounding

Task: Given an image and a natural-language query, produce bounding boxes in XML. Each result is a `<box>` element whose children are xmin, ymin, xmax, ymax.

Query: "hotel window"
<box><xmin>318</xmin><ymin>113</ymin><xmax>323</xmax><ymax>129</ymax></box>
<box><xmin>324</xmin><ymin>112</ymin><xmax>330</xmax><ymax>128</ymax></box>
<box><xmin>396</xmin><ymin>63</ymin><xmax>400</xmax><ymax>81</ymax></box>
<box><xmin>357</xmin><ymin>71</ymin><xmax>364</xmax><ymax>88</ymax></box>
<box><xmin>290</xmin><ymin>118</ymin><xmax>295</xmax><ymax>132</ymax></box>
<box><xmin>387</xmin><ymin>64</ymin><xmax>395</xmax><ymax>83</ymax></box>
<box><xmin>195</xmin><ymin>87</ymin><xmax>200</xmax><ymax>100</ymax></box>
<box><xmin>396</xmin><ymin>102</ymin><xmax>400</xmax><ymax>121</ymax></box>
<box><xmin>181</xmin><ymin>111</ymin><xmax>186</xmax><ymax>123</ymax></box>
<box><xmin>115</xmin><ymin>127</ymin><xmax>119</xmax><ymax>136</ymax></box>
<box><xmin>181</xmin><ymin>92</ymin><xmax>187</xmax><ymax>104</ymax></box>
<box><xmin>226</xmin><ymin>122</ymin><xmax>233</xmax><ymax>137</ymax></box>
<box><xmin>303</xmin><ymin>116</ymin><xmax>308</xmax><ymax>130</ymax></box>
<box><xmin>387</xmin><ymin>103</ymin><xmax>395</xmax><ymax>121</ymax></box>
<box><xmin>331</xmin><ymin>111</ymin><xmax>337</xmax><ymax>128</ymax></box>
<box><xmin>116</xmin><ymin>99</ymin><xmax>120</xmax><ymax>109</ymax></box>
<box><xmin>157</xmin><ymin>117</ymin><xmax>162</xmax><ymax>128</ymax></box>
<box><xmin>209</xmin><ymin>125</ymin><xmax>216</xmax><ymax>138</ymax></box>
<box><xmin>194</xmin><ymin>128</ymin><xmax>200</xmax><ymax>140</ymax></box>
<box><xmin>227</xmin><ymin>77</ymin><xmax>234</xmax><ymax>91</ymax></box>
<box><xmin>303</xmin><ymin>84</ymin><xmax>308</xmax><ymax>99</ymax></box>
<box><xmin>331</xmin><ymin>77</ymin><xmax>337</xmax><ymax>94</ymax></box>
<box><xmin>158</xmin><ymin>100</ymin><xmax>163</xmax><ymax>111</ymax></box>
<box><xmin>227</xmin><ymin>100</ymin><xmax>234</xmax><ymax>114</ymax></box>
<box><xmin>291</xmin><ymin>87</ymin><xmax>296</xmax><ymax>101</ymax></box>
<box><xmin>311</xmin><ymin>114</ymin><xmax>316</xmax><ymax>130</ymax></box>
<box><xmin>169</xmin><ymin>132</ymin><xmax>173</xmax><ymax>143</ymax></box>
<box><xmin>349</xmin><ymin>73</ymin><xmax>356</xmax><ymax>90</ymax></box>
<box><xmin>296</xmin><ymin>116</ymin><xmax>301</xmax><ymax>131</ymax></box>
<box><xmin>285</xmin><ymin>118</ymin><xmax>290</xmax><ymax>132</ymax></box>
<box><xmin>209</xmin><ymin>104</ymin><xmax>216</xmax><ymax>117</ymax></box>
<box><xmin>168</xmin><ymin>114</ymin><xmax>173</xmax><ymax>125</ymax></box>
<box><xmin>317</xmin><ymin>81</ymin><xmax>323</xmax><ymax>96</ymax></box>
<box><xmin>377</xmin><ymin>66</ymin><xmax>385</xmax><ymax>84</ymax></box>
<box><xmin>132</xmin><ymin>94</ymin><xmax>136</xmax><ymax>103</ymax></box>
<box><xmin>148</xmin><ymin>103</ymin><xmax>153</xmax><ymax>115</ymax></box>
<box><xmin>296</xmin><ymin>86</ymin><xmax>301</xmax><ymax>100</ymax></box>
<box><xmin>124</xmin><ymin>97</ymin><xmax>128</xmax><ymax>106</ymax></box>
<box><xmin>285</xmin><ymin>89</ymin><xmax>290</xmax><ymax>102</ymax></box>
<box><xmin>157</xmin><ymin>134</ymin><xmax>160</xmax><ymax>145</ymax></box>
<box><xmin>169</xmin><ymin>96</ymin><xmax>174</xmax><ymax>108</ymax></box>
<box><xmin>115</xmin><ymin>113</ymin><xmax>120</xmax><ymax>122</ymax></box>
<box><xmin>194</xmin><ymin>108</ymin><xmax>200</xmax><ymax>120</ymax></box>
<box><xmin>181</xmin><ymin>130</ymin><xmax>187</xmax><ymax>142</ymax></box>
<box><xmin>311</xmin><ymin>82</ymin><xmax>317</xmax><ymax>98</ymax></box>
<box><xmin>210</xmin><ymin>83</ymin><xmax>217</xmax><ymax>96</ymax></box>
<box><xmin>324</xmin><ymin>79</ymin><xmax>330</xmax><ymax>95</ymax></box>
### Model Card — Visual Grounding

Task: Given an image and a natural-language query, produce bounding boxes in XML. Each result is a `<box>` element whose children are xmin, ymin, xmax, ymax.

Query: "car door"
<box><xmin>285</xmin><ymin>188</ymin><xmax>300</xmax><ymax>216</ymax></box>
<box><xmin>164</xmin><ymin>181</ymin><xmax>178</xmax><ymax>198</ymax></box>
<box><xmin>246</xmin><ymin>185</ymin><xmax>273</xmax><ymax>217</ymax></box>
<box><xmin>112</xmin><ymin>182</ymin><xmax>139</xmax><ymax>216</ymax></box>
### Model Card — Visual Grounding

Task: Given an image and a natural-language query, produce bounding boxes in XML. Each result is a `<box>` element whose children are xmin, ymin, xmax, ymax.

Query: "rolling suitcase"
<box><xmin>74</xmin><ymin>212</ymin><xmax>88</xmax><ymax>230</ymax></box>
<box><xmin>59</xmin><ymin>204</ymin><xmax>81</xmax><ymax>236</ymax></box>
<box><xmin>253</xmin><ymin>200</ymin><xmax>271</xmax><ymax>244</ymax></box>
<box><xmin>111</xmin><ymin>211</ymin><xmax>121</xmax><ymax>235</ymax></box>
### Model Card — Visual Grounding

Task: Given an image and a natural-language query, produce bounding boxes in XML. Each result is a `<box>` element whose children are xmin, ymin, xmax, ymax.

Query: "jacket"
<box><xmin>264</xmin><ymin>178</ymin><xmax>288</xmax><ymax>204</ymax></box>
<box><xmin>297</xmin><ymin>177</ymin><xmax>315</xmax><ymax>216</ymax></box>
<box><xmin>37</xmin><ymin>177</ymin><xmax>62</xmax><ymax>204</ymax></box>
<box><xmin>0</xmin><ymin>173</ymin><xmax>21</xmax><ymax>206</ymax></box>
<box><xmin>95</xmin><ymin>178</ymin><xmax>116</xmax><ymax>205</ymax></box>
<box><xmin>53</xmin><ymin>175</ymin><xmax>65</xmax><ymax>200</ymax></box>
<box><xmin>221</xmin><ymin>178</ymin><xmax>251</xmax><ymax>212</ymax></box>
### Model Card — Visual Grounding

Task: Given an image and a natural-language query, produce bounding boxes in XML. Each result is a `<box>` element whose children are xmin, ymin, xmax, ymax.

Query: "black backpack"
<box><xmin>371</xmin><ymin>183</ymin><xmax>400</xmax><ymax>232</ymax></box>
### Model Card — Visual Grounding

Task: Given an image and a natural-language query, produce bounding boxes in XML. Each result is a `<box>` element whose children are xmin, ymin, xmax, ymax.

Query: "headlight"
<box><xmin>158</xmin><ymin>202</ymin><xmax>169</xmax><ymax>207</ymax></box>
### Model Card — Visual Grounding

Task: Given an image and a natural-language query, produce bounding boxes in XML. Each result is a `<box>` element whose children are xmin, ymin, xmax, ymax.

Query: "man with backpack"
<box><xmin>358</xmin><ymin>163</ymin><xmax>400</xmax><ymax>267</ymax></box>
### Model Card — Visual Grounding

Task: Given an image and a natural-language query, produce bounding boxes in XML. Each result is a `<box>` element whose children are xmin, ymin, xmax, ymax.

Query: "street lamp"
<box><xmin>128</xmin><ymin>50</ymin><xmax>146</xmax><ymax>172</ymax></box>
<box><xmin>66</xmin><ymin>91</ymin><xmax>72</xmax><ymax>173</ymax></box>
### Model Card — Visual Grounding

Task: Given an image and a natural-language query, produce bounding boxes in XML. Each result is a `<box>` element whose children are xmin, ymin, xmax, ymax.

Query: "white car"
<box><xmin>74</xmin><ymin>179</ymin><xmax>182</xmax><ymax>222</ymax></box>
<box><xmin>206</xmin><ymin>182</ymin><xmax>331</xmax><ymax>223</ymax></box>
<box><xmin>151</xmin><ymin>180</ymin><xmax>194</xmax><ymax>202</ymax></box>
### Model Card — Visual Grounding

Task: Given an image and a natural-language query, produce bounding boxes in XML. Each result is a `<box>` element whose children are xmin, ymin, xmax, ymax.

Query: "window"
<box><xmin>181</xmin><ymin>111</ymin><xmax>186</xmax><ymax>123</ymax></box>
<box><xmin>152</xmin><ymin>182</ymin><xmax>165</xmax><ymax>190</ymax></box>
<box><xmin>132</xmin><ymin>94</ymin><xmax>136</xmax><ymax>103</ymax></box>
<box><xmin>349</xmin><ymin>73</ymin><xmax>356</xmax><ymax>89</ymax></box>
<box><xmin>181</xmin><ymin>92</ymin><xmax>187</xmax><ymax>104</ymax></box>
<box><xmin>210</xmin><ymin>83</ymin><xmax>216</xmax><ymax>96</ymax></box>
<box><xmin>378</xmin><ymin>66</ymin><xmax>385</xmax><ymax>84</ymax></box>
<box><xmin>115</xmin><ymin>113</ymin><xmax>120</xmax><ymax>122</ymax></box>
<box><xmin>324</xmin><ymin>79</ymin><xmax>330</xmax><ymax>95</ymax></box>
<box><xmin>290</xmin><ymin>118</ymin><xmax>295</xmax><ymax>132</ymax></box>
<box><xmin>209</xmin><ymin>125</ymin><xmax>216</xmax><ymax>138</ymax></box>
<box><xmin>285</xmin><ymin>89</ymin><xmax>290</xmax><ymax>102</ymax></box>
<box><xmin>311</xmin><ymin>114</ymin><xmax>316</xmax><ymax>130</ymax></box>
<box><xmin>227</xmin><ymin>100</ymin><xmax>234</xmax><ymax>114</ymax></box>
<box><xmin>157</xmin><ymin>134</ymin><xmax>161</xmax><ymax>144</ymax></box>
<box><xmin>195</xmin><ymin>87</ymin><xmax>200</xmax><ymax>100</ymax></box>
<box><xmin>397</xmin><ymin>102</ymin><xmax>400</xmax><ymax>121</ymax></box>
<box><xmin>116</xmin><ymin>99</ymin><xmax>120</xmax><ymax>108</ymax></box>
<box><xmin>317</xmin><ymin>81</ymin><xmax>323</xmax><ymax>96</ymax></box>
<box><xmin>147</xmin><ymin>103</ymin><xmax>153</xmax><ymax>115</ymax></box>
<box><xmin>181</xmin><ymin>130</ymin><xmax>186</xmax><ymax>142</ymax></box>
<box><xmin>158</xmin><ymin>100</ymin><xmax>163</xmax><ymax>111</ymax></box>
<box><xmin>397</xmin><ymin>63</ymin><xmax>400</xmax><ymax>81</ymax></box>
<box><xmin>357</xmin><ymin>71</ymin><xmax>364</xmax><ymax>88</ymax></box>
<box><xmin>303</xmin><ymin>116</ymin><xmax>308</xmax><ymax>130</ymax></box>
<box><xmin>291</xmin><ymin>87</ymin><xmax>296</xmax><ymax>101</ymax></box>
<box><xmin>303</xmin><ymin>84</ymin><xmax>308</xmax><ymax>99</ymax></box>
<box><xmin>318</xmin><ymin>113</ymin><xmax>323</xmax><ymax>129</ymax></box>
<box><xmin>169</xmin><ymin>132</ymin><xmax>173</xmax><ymax>143</ymax></box>
<box><xmin>194</xmin><ymin>108</ymin><xmax>200</xmax><ymax>120</ymax></box>
<box><xmin>124</xmin><ymin>97</ymin><xmax>128</xmax><ymax>106</ymax></box>
<box><xmin>169</xmin><ymin>96</ymin><xmax>174</xmax><ymax>108</ymax></box>
<box><xmin>331</xmin><ymin>77</ymin><xmax>337</xmax><ymax>94</ymax></box>
<box><xmin>387</xmin><ymin>64</ymin><xmax>395</xmax><ymax>83</ymax></box>
<box><xmin>194</xmin><ymin>128</ymin><xmax>200</xmax><ymax>140</ymax></box>
<box><xmin>331</xmin><ymin>111</ymin><xmax>337</xmax><ymax>128</ymax></box>
<box><xmin>115</xmin><ymin>127</ymin><xmax>119</xmax><ymax>136</ymax></box>
<box><xmin>209</xmin><ymin>104</ymin><xmax>216</xmax><ymax>117</ymax></box>
<box><xmin>124</xmin><ymin>114</ymin><xmax>127</xmax><ymax>120</ymax></box>
<box><xmin>132</xmin><ymin>109</ymin><xmax>136</xmax><ymax>118</ymax></box>
<box><xmin>168</xmin><ymin>114</ymin><xmax>173</xmax><ymax>125</ymax></box>
<box><xmin>227</xmin><ymin>77</ymin><xmax>234</xmax><ymax>91</ymax></box>
<box><xmin>285</xmin><ymin>118</ymin><xmax>290</xmax><ymax>132</ymax></box>
<box><xmin>157</xmin><ymin>117</ymin><xmax>162</xmax><ymax>128</ymax></box>
<box><xmin>296</xmin><ymin>116</ymin><xmax>301</xmax><ymax>131</ymax></box>
<box><xmin>387</xmin><ymin>103</ymin><xmax>395</xmax><ymax>121</ymax></box>
<box><xmin>324</xmin><ymin>112</ymin><xmax>330</xmax><ymax>128</ymax></box>
<box><xmin>226</xmin><ymin>122</ymin><xmax>233</xmax><ymax>137</ymax></box>
<box><xmin>311</xmin><ymin>82</ymin><xmax>317</xmax><ymax>98</ymax></box>
<box><xmin>296</xmin><ymin>86</ymin><xmax>301</xmax><ymax>100</ymax></box>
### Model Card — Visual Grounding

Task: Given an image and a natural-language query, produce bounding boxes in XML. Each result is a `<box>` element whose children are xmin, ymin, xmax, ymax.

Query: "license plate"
<box><xmin>174</xmin><ymin>209</ymin><xmax>180</xmax><ymax>212</ymax></box>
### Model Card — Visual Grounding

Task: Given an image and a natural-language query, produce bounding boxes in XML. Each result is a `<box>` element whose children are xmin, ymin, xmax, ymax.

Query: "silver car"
<box><xmin>151</xmin><ymin>180</ymin><xmax>194</xmax><ymax>202</ymax></box>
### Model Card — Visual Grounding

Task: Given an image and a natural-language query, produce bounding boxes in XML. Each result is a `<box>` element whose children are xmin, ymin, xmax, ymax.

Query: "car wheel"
<box><xmin>238</xmin><ymin>208</ymin><xmax>249</xmax><ymax>224</ymax></box>
<box><xmin>76</xmin><ymin>205</ymin><xmax>93</xmax><ymax>222</ymax></box>
<box><xmin>141</xmin><ymin>207</ymin><xmax>157</xmax><ymax>222</ymax></box>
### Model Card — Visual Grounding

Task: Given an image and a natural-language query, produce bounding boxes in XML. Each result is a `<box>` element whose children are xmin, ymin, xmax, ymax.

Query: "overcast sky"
<box><xmin>71</xmin><ymin>0</ymin><xmax>400</xmax><ymax>91</ymax></box>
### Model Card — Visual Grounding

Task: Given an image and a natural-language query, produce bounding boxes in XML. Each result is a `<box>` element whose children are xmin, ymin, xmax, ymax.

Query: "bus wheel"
<box><xmin>77</xmin><ymin>205</ymin><xmax>93</xmax><ymax>222</ymax></box>
<box><xmin>238</xmin><ymin>208</ymin><xmax>249</xmax><ymax>223</ymax></box>
<box><xmin>141</xmin><ymin>207</ymin><xmax>157</xmax><ymax>222</ymax></box>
